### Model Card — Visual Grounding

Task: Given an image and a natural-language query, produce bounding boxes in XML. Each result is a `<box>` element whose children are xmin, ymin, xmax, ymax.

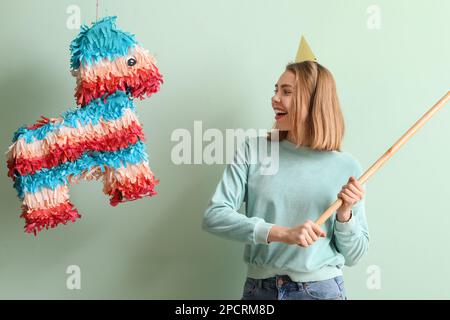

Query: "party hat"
<box><xmin>295</xmin><ymin>36</ymin><xmax>317</xmax><ymax>62</ymax></box>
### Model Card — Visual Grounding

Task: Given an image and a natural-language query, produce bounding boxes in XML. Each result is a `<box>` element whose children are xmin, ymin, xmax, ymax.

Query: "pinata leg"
<box><xmin>20</xmin><ymin>185</ymin><xmax>81</xmax><ymax>235</ymax></box>
<box><xmin>103</xmin><ymin>162</ymin><xmax>159</xmax><ymax>207</ymax></box>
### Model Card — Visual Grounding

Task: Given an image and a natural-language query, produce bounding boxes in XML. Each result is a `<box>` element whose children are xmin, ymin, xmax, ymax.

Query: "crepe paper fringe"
<box><xmin>70</xmin><ymin>16</ymin><xmax>137</xmax><ymax>70</ymax></box>
<box><xmin>21</xmin><ymin>201</ymin><xmax>81</xmax><ymax>235</ymax></box>
<box><xmin>75</xmin><ymin>64</ymin><xmax>162</xmax><ymax>106</ymax></box>
<box><xmin>6</xmin><ymin>16</ymin><xmax>163</xmax><ymax>234</ymax></box>
<box><xmin>23</xmin><ymin>185</ymin><xmax>70</xmax><ymax>211</ymax></box>
<box><xmin>11</xmin><ymin>91</ymin><xmax>133</xmax><ymax>144</ymax></box>
<box><xmin>8</xmin><ymin>118</ymin><xmax>144</xmax><ymax>176</ymax></box>
<box><xmin>13</xmin><ymin>141</ymin><xmax>149</xmax><ymax>198</ymax></box>
<box><xmin>106</xmin><ymin>172</ymin><xmax>159</xmax><ymax>207</ymax></box>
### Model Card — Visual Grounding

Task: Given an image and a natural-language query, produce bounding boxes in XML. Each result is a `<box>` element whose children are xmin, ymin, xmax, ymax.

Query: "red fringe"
<box><xmin>8</xmin><ymin>121</ymin><xmax>144</xmax><ymax>177</ymax></box>
<box><xmin>21</xmin><ymin>201</ymin><xmax>81</xmax><ymax>235</ymax></box>
<box><xmin>27</xmin><ymin>116</ymin><xmax>57</xmax><ymax>130</ymax></box>
<box><xmin>75</xmin><ymin>67</ymin><xmax>163</xmax><ymax>106</ymax></box>
<box><xmin>108</xmin><ymin>173</ymin><xmax>159</xmax><ymax>206</ymax></box>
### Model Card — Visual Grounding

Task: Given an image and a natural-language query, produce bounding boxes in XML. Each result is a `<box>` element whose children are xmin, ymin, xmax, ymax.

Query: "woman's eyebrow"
<box><xmin>275</xmin><ymin>84</ymin><xmax>293</xmax><ymax>88</ymax></box>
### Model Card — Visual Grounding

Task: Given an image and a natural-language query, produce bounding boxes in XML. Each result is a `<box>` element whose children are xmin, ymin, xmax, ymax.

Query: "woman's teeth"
<box><xmin>275</xmin><ymin>111</ymin><xmax>287</xmax><ymax>120</ymax></box>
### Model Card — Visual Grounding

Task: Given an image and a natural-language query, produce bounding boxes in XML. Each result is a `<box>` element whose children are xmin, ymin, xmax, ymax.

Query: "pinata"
<box><xmin>6</xmin><ymin>16</ymin><xmax>163</xmax><ymax>235</ymax></box>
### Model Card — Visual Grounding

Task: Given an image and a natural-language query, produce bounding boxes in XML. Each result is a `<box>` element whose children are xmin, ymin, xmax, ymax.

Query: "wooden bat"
<box><xmin>316</xmin><ymin>91</ymin><xmax>450</xmax><ymax>225</ymax></box>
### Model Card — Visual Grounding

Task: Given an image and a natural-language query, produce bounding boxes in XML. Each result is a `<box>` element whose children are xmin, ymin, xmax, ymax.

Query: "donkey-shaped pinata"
<box><xmin>6</xmin><ymin>16</ymin><xmax>163</xmax><ymax>235</ymax></box>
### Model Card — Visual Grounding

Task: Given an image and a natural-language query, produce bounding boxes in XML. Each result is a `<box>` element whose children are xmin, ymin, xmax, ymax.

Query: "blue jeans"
<box><xmin>241</xmin><ymin>275</ymin><xmax>347</xmax><ymax>300</ymax></box>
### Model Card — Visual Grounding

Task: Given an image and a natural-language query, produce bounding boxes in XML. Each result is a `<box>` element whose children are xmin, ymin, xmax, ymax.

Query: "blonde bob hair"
<box><xmin>268</xmin><ymin>61</ymin><xmax>345</xmax><ymax>152</ymax></box>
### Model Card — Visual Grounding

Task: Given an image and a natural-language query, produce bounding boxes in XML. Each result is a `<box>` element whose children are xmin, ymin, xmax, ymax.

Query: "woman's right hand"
<box><xmin>268</xmin><ymin>220</ymin><xmax>326</xmax><ymax>247</ymax></box>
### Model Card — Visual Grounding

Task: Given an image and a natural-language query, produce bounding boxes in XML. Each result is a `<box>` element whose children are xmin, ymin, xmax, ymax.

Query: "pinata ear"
<box><xmin>69</xmin><ymin>16</ymin><xmax>137</xmax><ymax>70</ymax></box>
<box><xmin>93</xmin><ymin>16</ymin><xmax>119</xmax><ymax>33</ymax></box>
<box><xmin>295</xmin><ymin>36</ymin><xmax>317</xmax><ymax>63</ymax></box>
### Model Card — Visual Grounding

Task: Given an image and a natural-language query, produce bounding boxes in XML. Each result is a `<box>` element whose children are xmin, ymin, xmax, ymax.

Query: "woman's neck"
<box><xmin>286</xmin><ymin>130</ymin><xmax>308</xmax><ymax>147</ymax></box>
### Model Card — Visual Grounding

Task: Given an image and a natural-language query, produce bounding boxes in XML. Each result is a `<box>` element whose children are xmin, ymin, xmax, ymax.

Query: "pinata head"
<box><xmin>70</xmin><ymin>16</ymin><xmax>163</xmax><ymax>106</ymax></box>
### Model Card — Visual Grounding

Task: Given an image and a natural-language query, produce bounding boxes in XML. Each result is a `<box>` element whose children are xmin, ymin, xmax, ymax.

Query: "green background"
<box><xmin>0</xmin><ymin>0</ymin><xmax>449</xmax><ymax>299</ymax></box>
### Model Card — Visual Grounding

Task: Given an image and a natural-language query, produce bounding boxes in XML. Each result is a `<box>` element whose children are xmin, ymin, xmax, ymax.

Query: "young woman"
<box><xmin>202</xmin><ymin>61</ymin><xmax>369</xmax><ymax>300</ymax></box>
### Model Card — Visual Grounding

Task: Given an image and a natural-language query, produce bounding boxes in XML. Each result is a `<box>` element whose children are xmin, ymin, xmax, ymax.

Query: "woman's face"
<box><xmin>272</xmin><ymin>70</ymin><xmax>295</xmax><ymax>131</ymax></box>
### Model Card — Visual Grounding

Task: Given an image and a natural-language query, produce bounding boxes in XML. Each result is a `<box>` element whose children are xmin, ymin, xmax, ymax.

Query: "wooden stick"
<box><xmin>316</xmin><ymin>91</ymin><xmax>450</xmax><ymax>225</ymax></box>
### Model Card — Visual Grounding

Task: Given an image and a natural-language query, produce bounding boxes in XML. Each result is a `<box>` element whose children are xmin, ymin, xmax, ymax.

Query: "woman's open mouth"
<box><xmin>274</xmin><ymin>109</ymin><xmax>288</xmax><ymax>120</ymax></box>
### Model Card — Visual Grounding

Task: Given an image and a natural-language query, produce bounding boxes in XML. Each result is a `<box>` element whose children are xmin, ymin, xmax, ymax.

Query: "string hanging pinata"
<box><xmin>6</xmin><ymin>16</ymin><xmax>163</xmax><ymax>235</ymax></box>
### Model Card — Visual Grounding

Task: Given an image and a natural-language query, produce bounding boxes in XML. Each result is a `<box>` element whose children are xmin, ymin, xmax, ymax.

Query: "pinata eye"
<box><xmin>127</xmin><ymin>57</ymin><xmax>137</xmax><ymax>67</ymax></box>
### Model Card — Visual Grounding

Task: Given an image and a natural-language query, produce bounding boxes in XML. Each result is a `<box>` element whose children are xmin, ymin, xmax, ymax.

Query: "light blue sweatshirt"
<box><xmin>202</xmin><ymin>136</ymin><xmax>369</xmax><ymax>282</ymax></box>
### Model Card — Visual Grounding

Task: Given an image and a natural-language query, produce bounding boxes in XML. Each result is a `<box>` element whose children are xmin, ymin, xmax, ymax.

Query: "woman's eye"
<box><xmin>127</xmin><ymin>57</ymin><xmax>137</xmax><ymax>67</ymax></box>
<box><xmin>283</xmin><ymin>91</ymin><xmax>292</xmax><ymax>95</ymax></box>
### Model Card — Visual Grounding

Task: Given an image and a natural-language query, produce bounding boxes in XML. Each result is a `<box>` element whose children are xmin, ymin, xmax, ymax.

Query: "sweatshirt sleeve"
<box><xmin>202</xmin><ymin>138</ymin><xmax>274</xmax><ymax>244</ymax></box>
<box><xmin>333</xmin><ymin>161</ymin><xmax>370</xmax><ymax>266</ymax></box>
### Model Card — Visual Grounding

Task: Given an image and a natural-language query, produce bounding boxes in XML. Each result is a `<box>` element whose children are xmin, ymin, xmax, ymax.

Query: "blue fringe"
<box><xmin>13</xmin><ymin>91</ymin><xmax>134</xmax><ymax>143</ymax></box>
<box><xmin>70</xmin><ymin>16</ymin><xmax>138</xmax><ymax>70</ymax></box>
<box><xmin>14</xmin><ymin>141</ymin><xmax>149</xmax><ymax>199</ymax></box>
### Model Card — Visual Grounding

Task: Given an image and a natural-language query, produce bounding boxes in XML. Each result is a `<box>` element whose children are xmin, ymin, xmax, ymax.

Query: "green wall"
<box><xmin>0</xmin><ymin>0</ymin><xmax>449</xmax><ymax>299</ymax></box>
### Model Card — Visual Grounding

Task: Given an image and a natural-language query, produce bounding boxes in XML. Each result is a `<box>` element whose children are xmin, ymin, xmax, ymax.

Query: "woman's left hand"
<box><xmin>336</xmin><ymin>176</ymin><xmax>365</xmax><ymax>221</ymax></box>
